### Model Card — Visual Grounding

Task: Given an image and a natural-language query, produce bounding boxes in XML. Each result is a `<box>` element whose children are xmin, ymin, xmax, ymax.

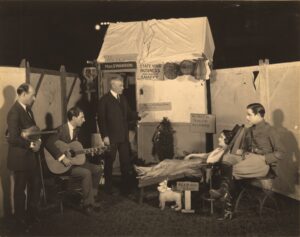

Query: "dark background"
<box><xmin>0</xmin><ymin>1</ymin><xmax>300</xmax><ymax>74</ymax></box>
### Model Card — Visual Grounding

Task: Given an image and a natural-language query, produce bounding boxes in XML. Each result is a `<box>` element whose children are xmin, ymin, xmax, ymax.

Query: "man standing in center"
<box><xmin>98</xmin><ymin>75</ymin><xmax>146</xmax><ymax>195</ymax></box>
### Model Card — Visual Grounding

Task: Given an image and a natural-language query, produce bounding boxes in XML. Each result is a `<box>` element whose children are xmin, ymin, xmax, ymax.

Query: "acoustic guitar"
<box><xmin>44</xmin><ymin>140</ymin><xmax>108</xmax><ymax>174</ymax></box>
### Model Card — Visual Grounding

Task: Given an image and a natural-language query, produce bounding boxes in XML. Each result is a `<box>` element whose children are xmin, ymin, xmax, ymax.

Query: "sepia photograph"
<box><xmin>0</xmin><ymin>0</ymin><xmax>299</xmax><ymax>236</ymax></box>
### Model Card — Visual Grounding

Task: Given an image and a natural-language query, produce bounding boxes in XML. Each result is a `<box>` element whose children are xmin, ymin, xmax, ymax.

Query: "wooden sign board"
<box><xmin>177</xmin><ymin>181</ymin><xmax>199</xmax><ymax>191</ymax></box>
<box><xmin>138</xmin><ymin>64</ymin><xmax>164</xmax><ymax>80</ymax></box>
<box><xmin>190</xmin><ymin>113</ymin><xmax>216</xmax><ymax>133</ymax></box>
<box><xmin>139</xmin><ymin>102</ymin><xmax>172</xmax><ymax>111</ymax></box>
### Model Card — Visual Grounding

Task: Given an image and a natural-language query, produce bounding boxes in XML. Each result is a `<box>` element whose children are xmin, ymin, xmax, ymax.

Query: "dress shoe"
<box><xmin>28</xmin><ymin>214</ymin><xmax>41</xmax><ymax>224</ymax></box>
<box><xmin>94</xmin><ymin>195</ymin><xmax>101</xmax><ymax>203</ymax></box>
<box><xmin>92</xmin><ymin>205</ymin><xmax>101</xmax><ymax>213</ymax></box>
<box><xmin>15</xmin><ymin>218</ymin><xmax>31</xmax><ymax>233</ymax></box>
<box><xmin>82</xmin><ymin>206</ymin><xmax>94</xmax><ymax>216</ymax></box>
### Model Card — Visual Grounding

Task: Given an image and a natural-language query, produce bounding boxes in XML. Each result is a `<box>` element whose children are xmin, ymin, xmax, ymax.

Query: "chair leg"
<box><xmin>234</xmin><ymin>188</ymin><xmax>246</xmax><ymax>213</ymax></box>
<box><xmin>139</xmin><ymin>188</ymin><xmax>144</xmax><ymax>204</ymax></box>
<box><xmin>259</xmin><ymin>190</ymin><xmax>279</xmax><ymax>216</ymax></box>
<box><xmin>60</xmin><ymin>199</ymin><xmax>64</xmax><ymax>215</ymax></box>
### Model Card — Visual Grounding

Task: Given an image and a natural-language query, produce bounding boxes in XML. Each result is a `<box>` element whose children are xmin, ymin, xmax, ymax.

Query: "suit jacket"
<box><xmin>45</xmin><ymin>123</ymin><xmax>79</xmax><ymax>160</ymax></box>
<box><xmin>7</xmin><ymin>101</ymin><xmax>37</xmax><ymax>171</ymax></box>
<box><xmin>98</xmin><ymin>92</ymin><xmax>139</xmax><ymax>143</ymax></box>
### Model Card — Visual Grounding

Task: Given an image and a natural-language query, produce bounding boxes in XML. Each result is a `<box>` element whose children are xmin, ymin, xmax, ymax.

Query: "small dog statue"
<box><xmin>157</xmin><ymin>180</ymin><xmax>182</xmax><ymax>211</ymax></box>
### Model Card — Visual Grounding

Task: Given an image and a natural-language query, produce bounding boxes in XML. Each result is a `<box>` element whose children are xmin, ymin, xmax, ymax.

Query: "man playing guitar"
<box><xmin>45</xmin><ymin>107</ymin><xmax>102</xmax><ymax>215</ymax></box>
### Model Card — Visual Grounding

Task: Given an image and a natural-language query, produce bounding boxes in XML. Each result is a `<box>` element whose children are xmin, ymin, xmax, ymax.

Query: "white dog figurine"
<box><xmin>157</xmin><ymin>180</ymin><xmax>182</xmax><ymax>211</ymax></box>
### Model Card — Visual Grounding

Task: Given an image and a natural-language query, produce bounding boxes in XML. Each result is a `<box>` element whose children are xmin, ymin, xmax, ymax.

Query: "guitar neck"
<box><xmin>75</xmin><ymin>147</ymin><xmax>105</xmax><ymax>155</ymax></box>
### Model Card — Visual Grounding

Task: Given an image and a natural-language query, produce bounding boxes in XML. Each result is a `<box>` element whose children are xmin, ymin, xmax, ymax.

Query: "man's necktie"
<box><xmin>26</xmin><ymin>106</ymin><xmax>33</xmax><ymax>119</ymax></box>
<box><xmin>117</xmin><ymin>95</ymin><xmax>121</xmax><ymax>103</ymax></box>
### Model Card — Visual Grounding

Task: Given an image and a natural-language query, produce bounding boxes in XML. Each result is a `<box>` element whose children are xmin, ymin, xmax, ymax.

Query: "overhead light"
<box><xmin>95</xmin><ymin>24</ymin><xmax>101</xmax><ymax>31</ymax></box>
<box><xmin>100</xmin><ymin>22</ymin><xmax>110</xmax><ymax>26</ymax></box>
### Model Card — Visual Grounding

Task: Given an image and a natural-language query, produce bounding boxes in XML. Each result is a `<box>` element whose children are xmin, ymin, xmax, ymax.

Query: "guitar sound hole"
<box><xmin>70</xmin><ymin>150</ymin><xmax>76</xmax><ymax>157</ymax></box>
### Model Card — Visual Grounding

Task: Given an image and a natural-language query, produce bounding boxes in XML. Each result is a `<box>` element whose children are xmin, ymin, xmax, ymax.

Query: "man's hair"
<box><xmin>67</xmin><ymin>107</ymin><xmax>83</xmax><ymax>121</ymax></box>
<box><xmin>110</xmin><ymin>75</ymin><xmax>124</xmax><ymax>84</ymax></box>
<box><xmin>17</xmin><ymin>83</ymin><xmax>31</xmax><ymax>95</ymax></box>
<box><xmin>247</xmin><ymin>103</ymin><xmax>265</xmax><ymax>117</ymax></box>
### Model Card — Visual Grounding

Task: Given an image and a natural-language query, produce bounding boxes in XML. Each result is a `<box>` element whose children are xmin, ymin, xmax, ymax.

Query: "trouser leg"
<box><xmin>13</xmin><ymin>171</ymin><xmax>27</xmax><ymax>221</ymax></box>
<box><xmin>27</xmin><ymin>167</ymin><xmax>41</xmax><ymax>218</ymax></box>
<box><xmin>82</xmin><ymin>162</ymin><xmax>102</xmax><ymax>196</ymax></box>
<box><xmin>118</xmin><ymin>142</ymin><xmax>134</xmax><ymax>194</ymax></box>
<box><xmin>104</xmin><ymin>144</ymin><xmax>117</xmax><ymax>191</ymax></box>
<box><xmin>71</xmin><ymin>166</ymin><xmax>94</xmax><ymax>206</ymax></box>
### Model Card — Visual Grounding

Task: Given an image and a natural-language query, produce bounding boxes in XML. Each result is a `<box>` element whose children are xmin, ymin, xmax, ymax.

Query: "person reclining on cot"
<box><xmin>134</xmin><ymin>126</ymin><xmax>240</xmax><ymax>180</ymax></box>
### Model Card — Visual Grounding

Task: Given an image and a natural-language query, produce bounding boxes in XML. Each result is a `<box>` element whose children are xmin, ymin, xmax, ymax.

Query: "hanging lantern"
<box><xmin>82</xmin><ymin>67</ymin><xmax>98</xmax><ymax>101</ymax></box>
<box><xmin>163</xmin><ymin>63</ymin><xmax>179</xmax><ymax>80</ymax></box>
<box><xmin>180</xmin><ymin>60</ymin><xmax>194</xmax><ymax>75</ymax></box>
<box><xmin>194</xmin><ymin>59</ymin><xmax>207</xmax><ymax>81</ymax></box>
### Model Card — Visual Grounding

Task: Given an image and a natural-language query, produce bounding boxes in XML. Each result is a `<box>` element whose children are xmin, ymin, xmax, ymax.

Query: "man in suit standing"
<box><xmin>98</xmin><ymin>75</ymin><xmax>147</xmax><ymax>195</ymax></box>
<box><xmin>7</xmin><ymin>83</ymin><xmax>41</xmax><ymax>230</ymax></box>
<box><xmin>46</xmin><ymin>107</ymin><xmax>102</xmax><ymax>215</ymax></box>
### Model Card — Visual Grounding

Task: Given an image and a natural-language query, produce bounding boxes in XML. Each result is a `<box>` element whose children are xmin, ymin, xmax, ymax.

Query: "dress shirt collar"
<box><xmin>110</xmin><ymin>90</ymin><xmax>118</xmax><ymax>99</ymax></box>
<box><xmin>253</xmin><ymin>120</ymin><xmax>266</xmax><ymax>129</ymax></box>
<box><xmin>18</xmin><ymin>100</ymin><xmax>27</xmax><ymax>111</ymax></box>
<box><xmin>67</xmin><ymin>121</ymin><xmax>76</xmax><ymax>139</ymax></box>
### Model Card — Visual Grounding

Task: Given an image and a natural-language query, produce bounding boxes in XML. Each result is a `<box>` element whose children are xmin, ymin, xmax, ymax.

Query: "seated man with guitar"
<box><xmin>45</xmin><ymin>107</ymin><xmax>105</xmax><ymax>215</ymax></box>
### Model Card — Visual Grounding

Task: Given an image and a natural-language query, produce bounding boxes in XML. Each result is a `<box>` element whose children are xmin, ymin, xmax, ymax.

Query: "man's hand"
<box><xmin>31</xmin><ymin>140</ymin><xmax>41</xmax><ymax>152</ymax></box>
<box><xmin>61</xmin><ymin>157</ymin><xmax>72</xmax><ymax>167</ymax></box>
<box><xmin>103</xmin><ymin>136</ymin><xmax>110</xmax><ymax>146</ymax></box>
<box><xmin>139</xmin><ymin>111</ymin><xmax>148</xmax><ymax>119</ymax></box>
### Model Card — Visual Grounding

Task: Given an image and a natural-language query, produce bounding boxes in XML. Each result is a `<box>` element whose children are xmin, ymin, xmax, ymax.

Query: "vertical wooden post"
<box><xmin>97</xmin><ymin>63</ymin><xmax>104</xmax><ymax>99</ymax></box>
<box><xmin>60</xmin><ymin>65</ymin><xmax>67</xmax><ymax>123</ymax></box>
<box><xmin>258</xmin><ymin>59</ymin><xmax>271</xmax><ymax>122</ymax></box>
<box><xmin>19</xmin><ymin>58</ymin><xmax>31</xmax><ymax>83</ymax></box>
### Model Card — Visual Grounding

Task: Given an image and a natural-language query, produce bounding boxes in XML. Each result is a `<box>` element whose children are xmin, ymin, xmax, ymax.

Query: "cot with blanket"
<box><xmin>136</xmin><ymin>125</ymin><xmax>245</xmax><ymax>204</ymax></box>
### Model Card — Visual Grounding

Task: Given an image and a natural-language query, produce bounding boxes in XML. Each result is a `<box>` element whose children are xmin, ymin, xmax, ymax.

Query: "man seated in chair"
<box><xmin>46</xmin><ymin>107</ymin><xmax>102</xmax><ymax>215</ymax></box>
<box><xmin>210</xmin><ymin>103</ymin><xmax>286</xmax><ymax>220</ymax></box>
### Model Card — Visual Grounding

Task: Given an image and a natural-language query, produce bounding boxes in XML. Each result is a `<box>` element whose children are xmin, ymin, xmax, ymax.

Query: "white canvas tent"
<box><xmin>97</xmin><ymin>17</ymin><xmax>215</xmax><ymax>64</ymax></box>
<box><xmin>97</xmin><ymin>17</ymin><xmax>215</xmax><ymax>162</ymax></box>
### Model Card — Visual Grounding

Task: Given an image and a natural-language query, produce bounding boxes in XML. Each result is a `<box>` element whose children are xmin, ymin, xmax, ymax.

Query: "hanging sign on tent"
<box><xmin>100</xmin><ymin>62</ymin><xmax>137</xmax><ymax>71</ymax></box>
<box><xmin>190</xmin><ymin>113</ymin><xmax>216</xmax><ymax>133</ymax></box>
<box><xmin>138</xmin><ymin>64</ymin><xmax>164</xmax><ymax>80</ymax></box>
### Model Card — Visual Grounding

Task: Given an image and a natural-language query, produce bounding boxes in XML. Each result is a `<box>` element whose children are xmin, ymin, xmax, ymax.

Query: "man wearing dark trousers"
<box><xmin>45</xmin><ymin>107</ymin><xmax>102</xmax><ymax>215</ymax></box>
<box><xmin>7</xmin><ymin>83</ymin><xmax>41</xmax><ymax>231</ymax></box>
<box><xmin>98</xmin><ymin>75</ymin><xmax>147</xmax><ymax>195</ymax></box>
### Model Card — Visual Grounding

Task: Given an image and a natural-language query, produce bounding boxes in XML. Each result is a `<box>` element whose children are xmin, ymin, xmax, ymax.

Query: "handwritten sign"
<box><xmin>139</xmin><ymin>64</ymin><xmax>164</xmax><ymax>80</ymax></box>
<box><xmin>177</xmin><ymin>182</ymin><xmax>199</xmax><ymax>191</ymax></box>
<box><xmin>139</xmin><ymin>102</ymin><xmax>172</xmax><ymax>111</ymax></box>
<box><xmin>190</xmin><ymin>113</ymin><xmax>216</xmax><ymax>133</ymax></box>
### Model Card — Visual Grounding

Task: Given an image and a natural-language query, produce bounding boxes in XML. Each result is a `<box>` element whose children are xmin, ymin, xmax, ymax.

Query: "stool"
<box><xmin>200</xmin><ymin>166</ymin><xmax>218</xmax><ymax>215</ymax></box>
<box><xmin>234</xmin><ymin>172</ymin><xmax>279</xmax><ymax>216</ymax></box>
<box><xmin>56</xmin><ymin>176</ymin><xmax>83</xmax><ymax>214</ymax></box>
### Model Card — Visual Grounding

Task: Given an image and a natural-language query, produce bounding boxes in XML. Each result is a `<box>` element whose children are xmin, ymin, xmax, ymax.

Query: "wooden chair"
<box><xmin>234</xmin><ymin>170</ymin><xmax>279</xmax><ymax>216</ymax></box>
<box><xmin>55</xmin><ymin>176</ymin><xmax>83</xmax><ymax>214</ymax></box>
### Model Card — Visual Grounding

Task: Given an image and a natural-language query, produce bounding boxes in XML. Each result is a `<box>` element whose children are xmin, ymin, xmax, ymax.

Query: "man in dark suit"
<box><xmin>45</xmin><ymin>107</ymin><xmax>102</xmax><ymax>215</ymax></box>
<box><xmin>98</xmin><ymin>75</ymin><xmax>147</xmax><ymax>195</ymax></box>
<box><xmin>7</xmin><ymin>83</ymin><xmax>41</xmax><ymax>230</ymax></box>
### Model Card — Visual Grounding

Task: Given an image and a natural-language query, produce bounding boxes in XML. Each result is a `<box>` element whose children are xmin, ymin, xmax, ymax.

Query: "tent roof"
<box><xmin>97</xmin><ymin>17</ymin><xmax>215</xmax><ymax>64</ymax></box>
